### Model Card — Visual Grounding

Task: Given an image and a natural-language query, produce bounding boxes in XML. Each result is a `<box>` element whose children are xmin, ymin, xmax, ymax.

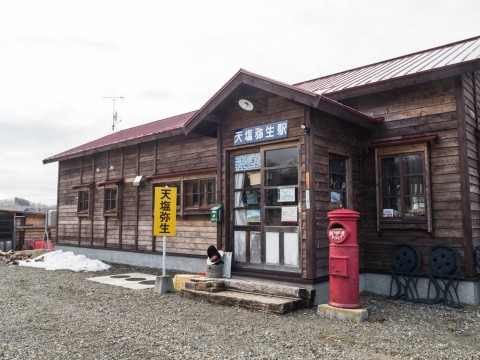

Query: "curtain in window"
<box><xmin>234</xmin><ymin>173</ymin><xmax>246</xmax><ymax>225</ymax></box>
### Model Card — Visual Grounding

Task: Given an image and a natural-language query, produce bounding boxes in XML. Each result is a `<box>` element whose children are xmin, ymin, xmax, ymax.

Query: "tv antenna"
<box><xmin>103</xmin><ymin>96</ymin><xmax>124</xmax><ymax>133</ymax></box>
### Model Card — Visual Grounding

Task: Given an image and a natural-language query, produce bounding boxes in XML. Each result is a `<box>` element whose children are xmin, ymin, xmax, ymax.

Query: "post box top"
<box><xmin>327</xmin><ymin>209</ymin><xmax>360</xmax><ymax>220</ymax></box>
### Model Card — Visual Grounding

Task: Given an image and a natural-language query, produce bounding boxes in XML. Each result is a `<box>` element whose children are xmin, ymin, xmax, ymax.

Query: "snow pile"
<box><xmin>19</xmin><ymin>250</ymin><xmax>111</xmax><ymax>272</ymax></box>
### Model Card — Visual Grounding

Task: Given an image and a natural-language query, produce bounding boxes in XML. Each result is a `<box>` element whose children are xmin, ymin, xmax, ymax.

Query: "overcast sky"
<box><xmin>1</xmin><ymin>0</ymin><xmax>479</xmax><ymax>205</ymax></box>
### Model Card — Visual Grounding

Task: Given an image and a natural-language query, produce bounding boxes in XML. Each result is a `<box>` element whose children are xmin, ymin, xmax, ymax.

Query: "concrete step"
<box><xmin>182</xmin><ymin>289</ymin><xmax>305</xmax><ymax>314</ymax></box>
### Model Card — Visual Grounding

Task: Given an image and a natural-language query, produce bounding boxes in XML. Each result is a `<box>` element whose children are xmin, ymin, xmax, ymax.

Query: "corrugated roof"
<box><xmin>294</xmin><ymin>36</ymin><xmax>480</xmax><ymax>95</ymax></box>
<box><xmin>43</xmin><ymin>110</ymin><xmax>196</xmax><ymax>164</ymax></box>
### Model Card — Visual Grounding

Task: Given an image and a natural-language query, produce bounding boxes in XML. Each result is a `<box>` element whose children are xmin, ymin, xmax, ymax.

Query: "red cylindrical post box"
<box><xmin>327</xmin><ymin>209</ymin><xmax>360</xmax><ymax>308</ymax></box>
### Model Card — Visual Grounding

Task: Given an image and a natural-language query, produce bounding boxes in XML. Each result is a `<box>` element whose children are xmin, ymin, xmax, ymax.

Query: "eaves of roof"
<box><xmin>183</xmin><ymin>69</ymin><xmax>380</xmax><ymax>135</ymax></box>
<box><xmin>43</xmin><ymin>110</ymin><xmax>197</xmax><ymax>164</ymax></box>
<box><xmin>294</xmin><ymin>35</ymin><xmax>480</xmax><ymax>100</ymax></box>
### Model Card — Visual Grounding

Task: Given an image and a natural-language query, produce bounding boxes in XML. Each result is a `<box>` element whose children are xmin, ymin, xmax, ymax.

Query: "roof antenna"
<box><xmin>103</xmin><ymin>96</ymin><xmax>124</xmax><ymax>133</ymax></box>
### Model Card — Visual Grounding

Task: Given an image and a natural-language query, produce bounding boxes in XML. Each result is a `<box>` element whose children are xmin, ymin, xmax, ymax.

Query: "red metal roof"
<box><xmin>294</xmin><ymin>36</ymin><xmax>480</xmax><ymax>95</ymax></box>
<box><xmin>45</xmin><ymin>36</ymin><xmax>480</xmax><ymax>164</ymax></box>
<box><xmin>43</xmin><ymin>110</ymin><xmax>196</xmax><ymax>163</ymax></box>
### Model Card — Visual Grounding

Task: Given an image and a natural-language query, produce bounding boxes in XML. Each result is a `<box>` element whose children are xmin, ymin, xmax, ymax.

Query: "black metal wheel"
<box><xmin>429</xmin><ymin>246</ymin><xmax>457</xmax><ymax>276</ymax></box>
<box><xmin>393</xmin><ymin>245</ymin><xmax>418</xmax><ymax>272</ymax></box>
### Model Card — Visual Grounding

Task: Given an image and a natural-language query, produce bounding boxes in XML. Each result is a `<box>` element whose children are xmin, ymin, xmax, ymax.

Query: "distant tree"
<box><xmin>14</xmin><ymin>197</ymin><xmax>31</xmax><ymax>206</ymax></box>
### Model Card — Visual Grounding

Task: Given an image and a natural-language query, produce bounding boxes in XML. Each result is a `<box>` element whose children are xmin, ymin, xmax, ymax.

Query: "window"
<box><xmin>78</xmin><ymin>190</ymin><xmax>90</xmax><ymax>214</ymax></box>
<box><xmin>97</xmin><ymin>180</ymin><xmax>123</xmax><ymax>217</ymax></box>
<box><xmin>104</xmin><ymin>187</ymin><xmax>118</xmax><ymax>213</ymax></box>
<box><xmin>329</xmin><ymin>155</ymin><xmax>347</xmax><ymax>209</ymax></box>
<box><xmin>380</xmin><ymin>154</ymin><xmax>425</xmax><ymax>219</ymax></box>
<box><xmin>154</xmin><ymin>182</ymin><xmax>181</xmax><ymax>208</ymax></box>
<box><xmin>152</xmin><ymin>177</ymin><xmax>216</xmax><ymax>215</ymax></box>
<box><xmin>264</xmin><ymin>147</ymin><xmax>299</xmax><ymax>226</ymax></box>
<box><xmin>73</xmin><ymin>182</ymin><xmax>95</xmax><ymax>218</ymax></box>
<box><xmin>184</xmin><ymin>179</ymin><xmax>216</xmax><ymax>208</ymax></box>
<box><xmin>375</xmin><ymin>139</ymin><xmax>433</xmax><ymax>231</ymax></box>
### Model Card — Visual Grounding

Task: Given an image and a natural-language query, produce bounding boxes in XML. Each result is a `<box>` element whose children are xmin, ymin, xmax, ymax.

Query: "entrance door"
<box><xmin>231</xmin><ymin>145</ymin><xmax>299</xmax><ymax>272</ymax></box>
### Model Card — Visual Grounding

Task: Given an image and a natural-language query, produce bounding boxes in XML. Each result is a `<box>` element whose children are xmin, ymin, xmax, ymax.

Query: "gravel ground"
<box><xmin>1</xmin><ymin>261</ymin><xmax>479</xmax><ymax>360</ymax></box>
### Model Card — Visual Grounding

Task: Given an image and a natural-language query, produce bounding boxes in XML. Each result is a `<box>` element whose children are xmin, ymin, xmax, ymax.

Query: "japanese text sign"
<box><xmin>154</xmin><ymin>187</ymin><xmax>177</xmax><ymax>236</ymax></box>
<box><xmin>234</xmin><ymin>120</ymin><xmax>288</xmax><ymax>146</ymax></box>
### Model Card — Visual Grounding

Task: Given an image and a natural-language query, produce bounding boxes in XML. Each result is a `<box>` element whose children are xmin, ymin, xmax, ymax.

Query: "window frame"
<box><xmin>103</xmin><ymin>186</ymin><xmax>119</xmax><ymax>216</ymax></box>
<box><xmin>183</xmin><ymin>178</ymin><xmax>216</xmax><ymax>209</ymax></box>
<box><xmin>97</xmin><ymin>179</ymin><xmax>123</xmax><ymax>218</ymax></box>
<box><xmin>77</xmin><ymin>189</ymin><xmax>91</xmax><ymax>216</ymax></box>
<box><xmin>153</xmin><ymin>181</ymin><xmax>181</xmax><ymax>211</ymax></box>
<box><xmin>328</xmin><ymin>153</ymin><xmax>351</xmax><ymax>209</ymax></box>
<box><xmin>73</xmin><ymin>183</ymin><xmax>95</xmax><ymax>218</ymax></box>
<box><xmin>375</xmin><ymin>142</ymin><xmax>432</xmax><ymax>232</ymax></box>
<box><xmin>151</xmin><ymin>175</ymin><xmax>216</xmax><ymax>216</ymax></box>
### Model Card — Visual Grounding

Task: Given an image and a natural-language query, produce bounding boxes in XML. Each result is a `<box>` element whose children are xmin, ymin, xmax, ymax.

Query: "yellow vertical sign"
<box><xmin>153</xmin><ymin>187</ymin><xmax>177</xmax><ymax>236</ymax></box>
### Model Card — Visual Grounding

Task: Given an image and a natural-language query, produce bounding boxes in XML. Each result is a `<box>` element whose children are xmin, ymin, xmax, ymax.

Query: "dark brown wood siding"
<box><xmin>463</xmin><ymin>72</ymin><xmax>480</xmax><ymax>276</ymax></box>
<box><xmin>310</xmin><ymin>111</ymin><xmax>365</xmax><ymax>278</ymax></box>
<box><xmin>56</xmin><ymin>134</ymin><xmax>218</xmax><ymax>257</ymax></box>
<box><xmin>344</xmin><ymin>78</ymin><xmax>466</xmax><ymax>274</ymax></box>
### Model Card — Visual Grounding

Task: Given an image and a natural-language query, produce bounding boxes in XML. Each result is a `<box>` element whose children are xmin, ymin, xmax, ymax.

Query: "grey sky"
<box><xmin>1</xmin><ymin>0</ymin><xmax>479</xmax><ymax>204</ymax></box>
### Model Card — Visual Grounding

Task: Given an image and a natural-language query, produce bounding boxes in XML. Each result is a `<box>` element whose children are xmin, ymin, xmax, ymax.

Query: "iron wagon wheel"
<box><xmin>429</xmin><ymin>245</ymin><xmax>461</xmax><ymax>276</ymax></box>
<box><xmin>392</xmin><ymin>244</ymin><xmax>421</xmax><ymax>273</ymax></box>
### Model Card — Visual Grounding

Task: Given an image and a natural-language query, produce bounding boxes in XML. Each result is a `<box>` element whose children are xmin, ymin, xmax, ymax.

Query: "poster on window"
<box><xmin>281</xmin><ymin>207</ymin><xmax>298</xmax><ymax>222</ymax></box>
<box><xmin>278</xmin><ymin>187</ymin><xmax>296</xmax><ymax>202</ymax></box>
<box><xmin>234</xmin><ymin>153</ymin><xmax>260</xmax><ymax>171</ymax></box>
<box><xmin>383</xmin><ymin>209</ymin><xmax>394</xmax><ymax>218</ymax></box>
<box><xmin>246</xmin><ymin>209</ymin><xmax>261</xmax><ymax>222</ymax></box>
<box><xmin>246</xmin><ymin>191</ymin><xmax>259</xmax><ymax>205</ymax></box>
<box><xmin>248</xmin><ymin>172</ymin><xmax>261</xmax><ymax>186</ymax></box>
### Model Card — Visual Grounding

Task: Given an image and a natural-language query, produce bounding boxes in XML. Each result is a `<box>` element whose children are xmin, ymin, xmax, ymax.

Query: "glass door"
<box><xmin>232</xmin><ymin>146</ymin><xmax>299</xmax><ymax>272</ymax></box>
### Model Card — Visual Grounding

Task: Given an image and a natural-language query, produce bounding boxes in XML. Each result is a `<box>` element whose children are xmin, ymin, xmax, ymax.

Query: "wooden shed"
<box><xmin>0</xmin><ymin>210</ymin><xmax>55</xmax><ymax>251</ymax></box>
<box><xmin>44</xmin><ymin>36</ymin><xmax>480</xmax><ymax>303</ymax></box>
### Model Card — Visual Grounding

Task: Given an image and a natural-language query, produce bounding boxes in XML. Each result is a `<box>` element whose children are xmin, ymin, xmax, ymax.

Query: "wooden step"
<box><xmin>181</xmin><ymin>289</ymin><xmax>305</xmax><ymax>314</ymax></box>
<box><xmin>223</xmin><ymin>279</ymin><xmax>315</xmax><ymax>302</ymax></box>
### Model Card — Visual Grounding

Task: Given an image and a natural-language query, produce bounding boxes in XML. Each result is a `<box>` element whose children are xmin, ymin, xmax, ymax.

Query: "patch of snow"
<box><xmin>18</xmin><ymin>250</ymin><xmax>110</xmax><ymax>272</ymax></box>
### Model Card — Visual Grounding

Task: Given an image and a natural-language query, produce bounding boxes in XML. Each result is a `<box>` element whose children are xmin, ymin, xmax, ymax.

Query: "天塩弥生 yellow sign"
<box><xmin>153</xmin><ymin>187</ymin><xmax>177</xmax><ymax>236</ymax></box>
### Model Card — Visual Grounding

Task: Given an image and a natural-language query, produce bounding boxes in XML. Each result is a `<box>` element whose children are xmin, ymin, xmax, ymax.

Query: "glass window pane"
<box><xmin>404</xmin><ymin>176</ymin><xmax>424</xmax><ymax>195</ymax></box>
<box><xmin>329</xmin><ymin>157</ymin><xmax>345</xmax><ymax>174</ymax></box>
<box><xmin>329</xmin><ymin>173</ymin><xmax>345</xmax><ymax>191</ymax></box>
<box><xmin>265</xmin><ymin>208</ymin><xmax>298</xmax><ymax>226</ymax></box>
<box><xmin>265</xmin><ymin>168</ymin><xmax>298</xmax><ymax>186</ymax></box>
<box><xmin>381</xmin><ymin>157</ymin><xmax>399</xmax><ymax>177</ymax></box>
<box><xmin>382</xmin><ymin>178</ymin><xmax>400</xmax><ymax>197</ymax></box>
<box><xmin>265</xmin><ymin>188</ymin><xmax>298</xmax><ymax>206</ymax></box>
<box><xmin>403</xmin><ymin>154</ymin><xmax>423</xmax><ymax>174</ymax></box>
<box><xmin>265</xmin><ymin>147</ymin><xmax>298</xmax><ymax>167</ymax></box>
<box><xmin>382</xmin><ymin>198</ymin><xmax>399</xmax><ymax>212</ymax></box>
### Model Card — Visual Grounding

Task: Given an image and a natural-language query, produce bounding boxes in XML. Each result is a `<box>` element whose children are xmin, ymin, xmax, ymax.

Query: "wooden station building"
<box><xmin>44</xmin><ymin>36</ymin><xmax>480</xmax><ymax>303</ymax></box>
